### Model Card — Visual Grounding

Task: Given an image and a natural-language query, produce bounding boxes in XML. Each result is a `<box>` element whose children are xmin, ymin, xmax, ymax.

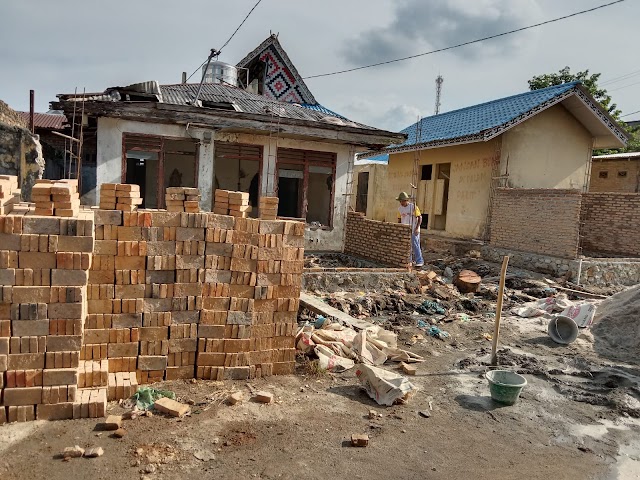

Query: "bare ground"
<box><xmin>1</xmin><ymin>313</ymin><xmax>639</xmax><ymax>480</ymax></box>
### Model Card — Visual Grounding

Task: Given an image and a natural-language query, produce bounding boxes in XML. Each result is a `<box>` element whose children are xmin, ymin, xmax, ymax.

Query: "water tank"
<box><xmin>202</xmin><ymin>61</ymin><xmax>238</xmax><ymax>86</ymax></box>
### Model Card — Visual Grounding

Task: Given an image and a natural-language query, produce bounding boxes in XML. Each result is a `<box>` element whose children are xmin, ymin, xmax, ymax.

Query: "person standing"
<box><xmin>396</xmin><ymin>192</ymin><xmax>424</xmax><ymax>267</ymax></box>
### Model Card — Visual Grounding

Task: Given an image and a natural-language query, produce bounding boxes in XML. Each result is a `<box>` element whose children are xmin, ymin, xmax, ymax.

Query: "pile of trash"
<box><xmin>296</xmin><ymin>316</ymin><xmax>424</xmax><ymax>373</ymax></box>
<box><xmin>511</xmin><ymin>292</ymin><xmax>597</xmax><ymax>328</ymax></box>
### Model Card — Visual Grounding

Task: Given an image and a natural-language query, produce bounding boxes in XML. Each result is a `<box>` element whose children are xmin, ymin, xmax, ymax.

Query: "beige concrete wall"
<box><xmin>351</xmin><ymin>163</ymin><xmax>388</xmax><ymax>221</ymax></box>
<box><xmin>589</xmin><ymin>160</ymin><xmax>640</xmax><ymax>193</ymax></box>
<box><xmin>385</xmin><ymin>140</ymin><xmax>500</xmax><ymax>239</ymax></box>
<box><xmin>500</xmin><ymin>104</ymin><xmax>592</xmax><ymax>190</ymax></box>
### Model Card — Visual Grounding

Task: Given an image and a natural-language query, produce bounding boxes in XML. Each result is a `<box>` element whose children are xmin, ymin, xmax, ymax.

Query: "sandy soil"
<box><xmin>1</xmin><ymin>312</ymin><xmax>639</xmax><ymax>480</ymax></box>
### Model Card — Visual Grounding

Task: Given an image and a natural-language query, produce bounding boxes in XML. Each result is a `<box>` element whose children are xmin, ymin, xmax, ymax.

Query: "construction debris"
<box><xmin>83</xmin><ymin>447</ymin><xmax>104</xmax><ymax>458</ymax></box>
<box><xmin>351</xmin><ymin>434</ymin><xmax>369</xmax><ymax>447</ymax></box>
<box><xmin>254</xmin><ymin>391</ymin><xmax>274</xmax><ymax>404</ymax></box>
<box><xmin>454</xmin><ymin>270</ymin><xmax>482</xmax><ymax>294</ymax></box>
<box><xmin>101</xmin><ymin>415</ymin><xmax>122</xmax><ymax>431</ymax></box>
<box><xmin>62</xmin><ymin>446</ymin><xmax>84</xmax><ymax>459</ymax></box>
<box><xmin>227</xmin><ymin>391</ymin><xmax>244</xmax><ymax>405</ymax></box>
<box><xmin>153</xmin><ymin>397</ymin><xmax>190</xmax><ymax>417</ymax></box>
<box><xmin>355</xmin><ymin>364</ymin><xmax>418</xmax><ymax>406</ymax></box>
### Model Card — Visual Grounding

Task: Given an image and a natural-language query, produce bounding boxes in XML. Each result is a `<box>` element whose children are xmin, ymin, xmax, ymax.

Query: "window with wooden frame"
<box><xmin>122</xmin><ymin>133</ymin><xmax>198</xmax><ymax>209</ymax></box>
<box><xmin>276</xmin><ymin>148</ymin><xmax>336</xmax><ymax>226</ymax></box>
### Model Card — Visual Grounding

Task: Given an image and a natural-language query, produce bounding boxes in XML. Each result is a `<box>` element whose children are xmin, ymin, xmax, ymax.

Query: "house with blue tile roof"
<box><xmin>353</xmin><ymin>82</ymin><xmax>628</xmax><ymax>241</ymax></box>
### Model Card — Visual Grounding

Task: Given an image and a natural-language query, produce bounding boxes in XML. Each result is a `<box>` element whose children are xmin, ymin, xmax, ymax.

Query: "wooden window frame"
<box><xmin>122</xmin><ymin>133</ymin><xmax>199</xmax><ymax>209</ymax></box>
<box><xmin>213</xmin><ymin>142</ymin><xmax>264</xmax><ymax>211</ymax></box>
<box><xmin>276</xmin><ymin>148</ymin><xmax>336</xmax><ymax>227</ymax></box>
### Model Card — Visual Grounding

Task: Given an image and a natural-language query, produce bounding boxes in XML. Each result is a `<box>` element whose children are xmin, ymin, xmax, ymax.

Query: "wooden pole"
<box><xmin>490</xmin><ymin>255</ymin><xmax>510</xmax><ymax>366</ymax></box>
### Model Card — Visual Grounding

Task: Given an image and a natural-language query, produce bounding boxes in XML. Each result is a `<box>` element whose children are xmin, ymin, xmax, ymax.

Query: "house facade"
<box><xmin>52</xmin><ymin>81</ymin><xmax>403</xmax><ymax>252</ymax></box>
<box><xmin>590</xmin><ymin>152</ymin><xmax>640</xmax><ymax>193</ymax></box>
<box><xmin>354</xmin><ymin>82</ymin><xmax>627</xmax><ymax>240</ymax></box>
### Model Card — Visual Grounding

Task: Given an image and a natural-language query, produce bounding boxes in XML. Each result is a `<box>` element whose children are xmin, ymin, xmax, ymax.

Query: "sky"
<box><xmin>1</xmin><ymin>0</ymin><xmax>639</xmax><ymax>132</ymax></box>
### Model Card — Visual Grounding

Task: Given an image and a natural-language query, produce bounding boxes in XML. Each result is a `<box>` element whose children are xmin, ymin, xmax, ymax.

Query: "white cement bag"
<box><xmin>315</xmin><ymin>345</ymin><xmax>355</xmax><ymax>372</ymax></box>
<box><xmin>355</xmin><ymin>364</ymin><xmax>418</xmax><ymax>406</ymax></box>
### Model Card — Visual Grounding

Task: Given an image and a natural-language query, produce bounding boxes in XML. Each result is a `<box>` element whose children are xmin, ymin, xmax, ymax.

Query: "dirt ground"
<box><xmin>1</xmin><ymin>310</ymin><xmax>639</xmax><ymax>480</ymax></box>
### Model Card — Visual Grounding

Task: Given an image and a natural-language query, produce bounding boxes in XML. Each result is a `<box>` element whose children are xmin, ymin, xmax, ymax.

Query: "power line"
<box><xmin>609</xmin><ymin>79</ymin><xmax>640</xmax><ymax>92</ymax></box>
<box><xmin>303</xmin><ymin>0</ymin><xmax>627</xmax><ymax>80</ymax></box>
<box><xmin>219</xmin><ymin>0</ymin><xmax>263</xmax><ymax>52</ymax></box>
<box><xmin>621</xmin><ymin>109</ymin><xmax>640</xmax><ymax>118</ymax></box>
<box><xmin>185</xmin><ymin>0</ymin><xmax>264</xmax><ymax>82</ymax></box>
<box><xmin>601</xmin><ymin>68</ymin><xmax>640</xmax><ymax>86</ymax></box>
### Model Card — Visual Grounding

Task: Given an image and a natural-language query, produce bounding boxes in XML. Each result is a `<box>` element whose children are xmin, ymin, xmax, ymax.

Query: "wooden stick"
<box><xmin>491</xmin><ymin>256</ymin><xmax>510</xmax><ymax>366</ymax></box>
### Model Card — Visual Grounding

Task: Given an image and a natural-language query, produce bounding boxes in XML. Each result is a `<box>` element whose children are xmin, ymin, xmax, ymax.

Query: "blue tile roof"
<box><xmin>395</xmin><ymin>82</ymin><xmax>580</xmax><ymax>148</ymax></box>
<box><xmin>300</xmin><ymin>103</ymin><xmax>347</xmax><ymax>120</ymax></box>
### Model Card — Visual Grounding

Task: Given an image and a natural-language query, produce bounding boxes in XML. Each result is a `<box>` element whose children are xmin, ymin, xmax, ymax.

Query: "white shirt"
<box><xmin>397</xmin><ymin>202</ymin><xmax>421</xmax><ymax>226</ymax></box>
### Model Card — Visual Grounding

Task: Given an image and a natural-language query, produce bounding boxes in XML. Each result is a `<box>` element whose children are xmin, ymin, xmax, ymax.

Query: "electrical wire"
<box><xmin>601</xmin><ymin>68</ymin><xmax>640</xmax><ymax>86</ymax></box>
<box><xmin>185</xmin><ymin>0</ymin><xmax>264</xmax><ymax>82</ymax></box>
<box><xmin>303</xmin><ymin>0</ymin><xmax>627</xmax><ymax>79</ymax></box>
<box><xmin>621</xmin><ymin>109</ymin><xmax>640</xmax><ymax>118</ymax></box>
<box><xmin>609</xmin><ymin>79</ymin><xmax>640</xmax><ymax>92</ymax></box>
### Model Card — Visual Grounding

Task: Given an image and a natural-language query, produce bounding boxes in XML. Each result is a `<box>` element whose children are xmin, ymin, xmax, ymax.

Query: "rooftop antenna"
<box><xmin>434</xmin><ymin>75</ymin><xmax>444</xmax><ymax>115</ymax></box>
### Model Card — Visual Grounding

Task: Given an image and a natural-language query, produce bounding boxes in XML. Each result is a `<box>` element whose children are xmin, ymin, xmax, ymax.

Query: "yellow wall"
<box><xmin>589</xmin><ymin>160</ymin><xmax>640</xmax><ymax>193</ymax></box>
<box><xmin>386</xmin><ymin>139</ymin><xmax>501</xmax><ymax>238</ymax></box>
<box><xmin>351</xmin><ymin>163</ymin><xmax>389</xmax><ymax>221</ymax></box>
<box><xmin>500</xmin><ymin>104</ymin><xmax>592</xmax><ymax>189</ymax></box>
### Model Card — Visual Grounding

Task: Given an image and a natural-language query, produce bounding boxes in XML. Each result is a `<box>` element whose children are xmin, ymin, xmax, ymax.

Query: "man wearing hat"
<box><xmin>396</xmin><ymin>192</ymin><xmax>424</xmax><ymax>267</ymax></box>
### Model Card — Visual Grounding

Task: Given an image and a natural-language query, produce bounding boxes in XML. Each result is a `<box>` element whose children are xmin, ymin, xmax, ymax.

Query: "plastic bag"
<box><xmin>130</xmin><ymin>387</ymin><xmax>175</xmax><ymax>410</ymax></box>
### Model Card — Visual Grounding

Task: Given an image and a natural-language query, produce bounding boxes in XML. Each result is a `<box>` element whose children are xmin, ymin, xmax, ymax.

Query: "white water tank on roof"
<box><xmin>202</xmin><ymin>61</ymin><xmax>238</xmax><ymax>86</ymax></box>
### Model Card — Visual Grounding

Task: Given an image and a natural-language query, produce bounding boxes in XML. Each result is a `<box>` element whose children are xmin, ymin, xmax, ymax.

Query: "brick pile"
<box><xmin>0</xmin><ymin>209</ymin><xmax>107</xmax><ymax>422</ymax></box>
<box><xmin>165</xmin><ymin>187</ymin><xmax>201</xmax><ymax>213</ymax></box>
<box><xmin>213</xmin><ymin>189</ymin><xmax>251</xmax><ymax>218</ymax></box>
<box><xmin>489</xmin><ymin>188</ymin><xmax>582</xmax><ymax>259</ymax></box>
<box><xmin>259</xmin><ymin>196</ymin><xmax>279</xmax><ymax>220</ymax></box>
<box><xmin>344</xmin><ymin>211</ymin><xmax>411</xmax><ymax>268</ymax></box>
<box><xmin>1</xmin><ymin>185</ymin><xmax>305</xmax><ymax>424</ymax></box>
<box><xmin>0</xmin><ymin>175</ymin><xmax>20</xmax><ymax>215</ymax></box>
<box><xmin>99</xmin><ymin>183</ymin><xmax>142</xmax><ymax>212</ymax></box>
<box><xmin>31</xmin><ymin>179</ymin><xmax>80</xmax><ymax>217</ymax></box>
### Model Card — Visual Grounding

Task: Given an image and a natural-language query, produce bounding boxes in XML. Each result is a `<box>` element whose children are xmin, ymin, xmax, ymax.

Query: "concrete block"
<box><xmin>56</xmin><ymin>235</ymin><xmax>94</xmax><ymax>252</ymax></box>
<box><xmin>8</xmin><ymin>353</ymin><xmax>45</xmax><ymax>370</ymax></box>
<box><xmin>48</xmin><ymin>303</ymin><xmax>84</xmax><ymax>319</ymax></box>
<box><xmin>11</xmin><ymin>320</ymin><xmax>49</xmax><ymax>337</ymax></box>
<box><xmin>46</xmin><ymin>335</ymin><xmax>83</xmax><ymax>352</ymax></box>
<box><xmin>37</xmin><ymin>403</ymin><xmax>74</xmax><ymax>420</ymax></box>
<box><xmin>3</xmin><ymin>387</ymin><xmax>43</xmax><ymax>405</ymax></box>
<box><xmin>137</xmin><ymin>356</ymin><xmax>167</xmax><ymax>371</ymax></box>
<box><xmin>111</xmin><ymin>313</ymin><xmax>143</xmax><ymax>329</ymax></box>
<box><xmin>43</xmin><ymin>368</ymin><xmax>78</xmax><ymax>386</ymax></box>
<box><xmin>51</xmin><ymin>269</ymin><xmax>88</xmax><ymax>286</ymax></box>
<box><xmin>107</xmin><ymin>343</ymin><xmax>138</xmax><ymax>358</ymax></box>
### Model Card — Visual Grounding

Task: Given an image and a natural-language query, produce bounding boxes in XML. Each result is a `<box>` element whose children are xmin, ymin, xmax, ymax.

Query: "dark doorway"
<box><xmin>356</xmin><ymin>172</ymin><xmax>369</xmax><ymax>214</ymax></box>
<box><xmin>125</xmin><ymin>158</ymin><xmax>149</xmax><ymax>208</ymax></box>
<box><xmin>277</xmin><ymin>177</ymin><xmax>301</xmax><ymax>218</ymax></box>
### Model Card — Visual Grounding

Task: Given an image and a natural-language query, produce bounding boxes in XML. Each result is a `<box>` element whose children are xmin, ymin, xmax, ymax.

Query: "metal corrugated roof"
<box><xmin>160</xmin><ymin>83</ymin><xmax>375</xmax><ymax>130</ymax></box>
<box><xmin>17</xmin><ymin>112</ymin><xmax>65</xmax><ymax>130</ymax></box>
<box><xmin>593</xmin><ymin>151</ymin><xmax>640</xmax><ymax>160</ymax></box>
<box><xmin>299</xmin><ymin>103</ymin><xmax>346</xmax><ymax>119</ymax></box>
<box><xmin>396</xmin><ymin>82</ymin><xmax>579</xmax><ymax>148</ymax></box>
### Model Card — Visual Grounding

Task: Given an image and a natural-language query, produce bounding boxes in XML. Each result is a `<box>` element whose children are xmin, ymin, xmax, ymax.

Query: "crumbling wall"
<box><xmin>489</xmin><ymin>188</ymin><xmax>582</xmax><ymax>259</ymax></box>
<box><xmin>344</xmin><ymin>211</ymin><xmax>411</xmax><ymax>268</ymax></box>
<box><xmin>581</xmin><ymin>193</ymin><xmax>640</xmax><ymax>257</ymax></box>
<box><xmin>0</xmin><ymin>203</ymin><xmax>303</xmax><ymax>423</ymax></box>
<box><xmin>0</xmin><ymin>116</ymin><xmax>45</xmax><ymax>201</ymax></box>
<box><xmin>0</xmin><ymin>101</ymin><xmax>29</xmax><ymax>129</ymax></box>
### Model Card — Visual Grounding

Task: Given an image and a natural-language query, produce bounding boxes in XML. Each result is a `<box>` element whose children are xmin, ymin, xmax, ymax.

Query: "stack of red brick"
<box><xmin>99</xmin><ymin>183</ymin><xmax>142</xmax><ymax>212</ymax></box>
<box><xmin>31</xmin><ymin>179</ymin><xmax>80</xmax><ymax>217</ymax></box>
<box><xmin>0</xmin><ymin>183</ymin><xmax>304</xmax><ymax>424</ymax></box>
<box><xmin>165</xmin><ymin>187</ymin><xmax>201</xmax><ymax>213</ymax></box>
<box><xmin>0</xmin><ymin>210</ymin><xmax>106</xmax><ymax>422</ymax></box>
<box><xmin>0</xmin><ymin>175</ymin><xmax>20</xmax><ymax>215</ymax></box>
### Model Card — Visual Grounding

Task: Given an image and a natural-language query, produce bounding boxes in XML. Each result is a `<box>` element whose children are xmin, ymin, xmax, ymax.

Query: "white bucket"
<box><xmin>547</xmin><ymin>315</ymin><xmax>579</xmax><ymax>345</ymax></box>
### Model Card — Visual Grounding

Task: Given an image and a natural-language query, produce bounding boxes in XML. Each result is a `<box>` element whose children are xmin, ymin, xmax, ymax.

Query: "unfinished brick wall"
<box><xmin>581</xmin><ymin>193</ymin><xmax>640</xmax><ymax>256</ymax></box>
<box><xmin>489</xmin><ymin>188</ymin><xmax>582</xmax><ymax>259</ymax></box>
<box><xmin>0</xmin><ymin>199</ymin><xmax>304</xmax><ymax>423</ymax></box>
<box><xmin>344</xmin><ymin>211</ymin><xmax>411</xmax><ymax>267</ymax></box>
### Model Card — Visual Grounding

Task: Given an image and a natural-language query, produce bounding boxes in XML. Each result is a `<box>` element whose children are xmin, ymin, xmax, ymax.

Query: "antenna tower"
<box><xmin>434</xmin><ymin>75</ymin><xmax>444</xmax><ymax>115</ymax></box>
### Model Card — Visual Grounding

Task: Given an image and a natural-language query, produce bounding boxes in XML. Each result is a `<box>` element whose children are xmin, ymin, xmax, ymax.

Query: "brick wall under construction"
<box><xmin>581</xmin><ymin>192</ymin><xmax>640</xmax><ymax>257</ymax></box>
<box><xmin>344</xmin><ymin>211</ymin><xmax>411</xmax><ymax>267</ymax></box>
<box><xmin>489</xmin><ymin>188</ymin><xmax>582</xmax><ymax>259</ymax></box>
<box><xmin>0</xmin><ymin>185</ymin><xmax>304</xmax><ymax>423</ymax></box>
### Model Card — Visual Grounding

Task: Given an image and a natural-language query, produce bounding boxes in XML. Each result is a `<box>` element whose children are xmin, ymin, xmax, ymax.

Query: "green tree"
<box><xmin>528</xmin><ymin>66</ymin><xmax>639</xmax><ymax>153</ymax></box>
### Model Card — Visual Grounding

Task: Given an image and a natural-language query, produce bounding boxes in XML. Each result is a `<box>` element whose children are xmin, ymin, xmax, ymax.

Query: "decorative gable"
<box><xmin>237</xmin><ymin>35</ymin><xmax>317</xmax><ymax>105</ymax></box>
